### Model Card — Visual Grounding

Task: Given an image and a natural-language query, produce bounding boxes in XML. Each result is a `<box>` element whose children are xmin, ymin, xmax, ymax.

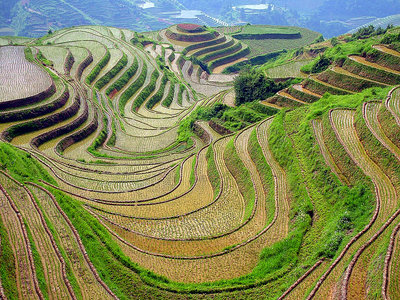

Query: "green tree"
<box><xmin>234</xmin><ymin>68</ymin><xmax>279</xmax><ymax>106</ymax></box>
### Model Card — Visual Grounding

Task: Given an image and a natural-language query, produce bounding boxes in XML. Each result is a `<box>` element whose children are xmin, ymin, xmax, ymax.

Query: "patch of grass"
<box><xmin>189</xmin><ymin>156</ymin><xmax>196</xmax><ymax>186</ymax></box>
<box><xmin>238</xmin><ymin>25</ymin><xmax>300</xmax><ymax>36</ymax></box>
<box><xmin>248</xmin><ymin>128</ymin><xmax>275</xmax><ymax>223</ymax></box>
<box><xmin>161</xmin><ymin>82</ymin><xmax>175</xmax><ymax>108</ymax></box>
<box><xmin>24</xmin><ymin>47</ymin><xmax>34</xmax><ymax>62</ymax></box>
<box><xmin>206</xmin><ymin>145</ymin><xmax>220</xmax><ymax>197</ymax></box>
<box><xmin>106</xmin><ymin>57</ymin><xmax>138</xmax><ymax>95</ymax></box>
<box><xmin>238</xmin><ymin>26</ymin><xmax>320</xmax><ymax>59</ymax></box>
<box><xmin>95</xmin><ymin>53</ymin><xmax>128</xmax><ymax>90</ymax></box>
<box><xmin>24</xmin><ymin>221</ymin><xmax>49</xmax><ymax>299</ymax></box>
<box><xmin>132</xmin><ymin>69</ymin><xmax>159</xmax><ymax>111</ymax></box>
<box><xmin>119</xmin><ymin>62</ymin><xmax>147</xmax><ymax>115</ymax></box>
<box><xmin>86</xmin><ymin>50</ymin><xmax>111</xmax><ymax>84</ymax></box>
<box><xmin>174</xmin><ymin>163</ymin><xmax>181</xmax><ymax>186</ymax></box>
<box><xmin>224</xmin><ymin>137</ymin><xmax>255</xmax><ymax>221</ymax></box>
<box><xmin>0</xmin><ymin>214</ymin><xmax>18</xmax><ymax>300</ymax></box>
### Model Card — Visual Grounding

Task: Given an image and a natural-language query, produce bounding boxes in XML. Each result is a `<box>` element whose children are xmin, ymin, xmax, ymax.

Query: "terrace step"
<box><xmin>372</xmin><ymin>44</ymin><xmax>400</xmax><ymax>58</ymax></box>
<box><xmin>292</xmin><ymin>84</ymin><xmax>322</xmax><ymax>98</ymax></box>
<box><xmin>330</xmin><ymin>66</ymin><xmax>391</xmax><ymax>87</ymax></box>
<box><xmin>308</xmin><ymin>76</ymin><xmax>355</xmax><ymax>94</ymax></box>
<box><xmin>348</xmin><ymin>55</ymin><xmax>400</xmax><ymax>76</ymax></box>
<box><xmin>277</xmin><ymin>90</ymin><xmax>308</xmax><ymax>105</ymax></box>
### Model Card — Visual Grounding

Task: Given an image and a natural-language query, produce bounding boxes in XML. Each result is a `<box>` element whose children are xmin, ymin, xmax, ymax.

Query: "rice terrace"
<box><xmin>2</xmin><ymin>18</ymin><xmax>400</xmax><ymax>300</ymax></box>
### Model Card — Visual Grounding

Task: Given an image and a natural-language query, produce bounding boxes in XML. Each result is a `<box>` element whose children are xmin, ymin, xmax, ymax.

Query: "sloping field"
<box><xmin>0</xmin><ymin>46</ymin><xmax>54</xmax><ymax>107</ymax></box>
<box><xmin>1</xmin><ymin>25</ymin><xmax>400</xmax><ymax>300</ymax></box>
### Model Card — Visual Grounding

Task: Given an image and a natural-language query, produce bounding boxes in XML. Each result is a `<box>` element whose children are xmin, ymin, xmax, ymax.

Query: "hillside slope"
<box><xmin>1</xmin><ymin>25</ymin><xmax>400</xmax><ymax>299</ymax></box>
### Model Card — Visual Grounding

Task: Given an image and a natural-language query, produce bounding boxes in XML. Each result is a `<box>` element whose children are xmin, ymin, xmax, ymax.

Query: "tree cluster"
<box><xmin>234</xmin><ymin>68</ymin><xmax>282</xmax><ymax>106</ymax></box>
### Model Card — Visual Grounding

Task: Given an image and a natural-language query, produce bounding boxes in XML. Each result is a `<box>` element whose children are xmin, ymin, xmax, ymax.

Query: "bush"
<box><xmin>233</xmin><ymin>68</ymin><xmax>282</xmax><ymax>105</ymax></box>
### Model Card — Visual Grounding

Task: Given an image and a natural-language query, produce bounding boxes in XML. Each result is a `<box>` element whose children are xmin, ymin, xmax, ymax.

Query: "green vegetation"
<box><xmin>86</xmin><ymin>50</ymin><xmax>111</xmax><ymax>84</ymax></box>
<box><xmin>350</xmin><ymin>24</ymin><xmax>393</xmax><ymax>41</ymax></box>
<box><xmin>132</xmin><ymin>69</ymin><xmax>159</xmax><ymax>111</ymax></box>
<box><xmin>106</xmin><ymin>57</ymin><xmax>138</xmax><ymax>95</ymax></box>
<box><xmin>146</xmin><ymin>75</ymin><xmax>167</xmax><ymax>109</ymax></box>
<box><xmin>224</xmin><ymin>137</ymin><xmax>255</xmax><ymax>221</ymax></box>
<box><xmin>24</xmin><ymin>221</ymin><xmax>49</xmax><ymax>299</ymax></box>
<box><xmin>206</xmin><ymin>145</ymin><xmax>220</xmax><ymax>197</ymax></box>
<box><xmin>37</xmin><ymin>50</ymin><xmax>54</xmax><ymax>67</ymax></box>
<box><xmin>95</xmin><ymin>53</ymin><xmax>128</xmax><ymax>90</ymax></box>
<box><xmin>234</xmin><ymin>68</ymin><xmax>292</xmax><ymax>105</ymax></box>
<box><xmin>248</xmin><ymin>128</ymin><xmax>275</xmax><ymax>221</ymax></box>
<box><xmin>236</xmin><ymin>25</ymin><xmax>300</xmax><ymax>36</ymax></box>
<box><xmin>236</xmin><ymin>26</ymin><xmax>320</xmax><ymax>59</ymax></box>
<box><xmin>178</xmin><ymin>100</ymin><xmax>277</xmax><ymax>141</ymax></box>
<box><xmin>301</xmin><ymin>55</ymin><xmax>331</xmax><ymax>74</ymax></box>
<box><xmin>119</xmin><ymin>62</ymin><xmax>147</xmax><ymax>115</ymax></box>
<box><xmin>24</xmin><ymin>47</ymin><xmax>35</xmax><ymax>62</ymax></box>
<box><xmin>161</xmin><ymin>83</ymin><xmax>175</xmax><ymax>108</ymax></box>
<box><xmin>189</xmin><ymin>156</ymin><xmax>196</xmax><ymax>186</ymax></box>
<box><xmin>0</xmin><ymin>215</ymin><xmax>17</xmax><ymax>300</ymax></box>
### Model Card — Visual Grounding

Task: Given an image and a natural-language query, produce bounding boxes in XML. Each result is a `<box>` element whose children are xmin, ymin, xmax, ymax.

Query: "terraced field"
<box><xmin>2</xmin><ymin>24</ymin><xmax>400</xmax><ymax>300</ymax></box>
<box><xmin>263</xmin><ymin>34</ymin><xmax>400</xmax><ymax>109</ymax></box>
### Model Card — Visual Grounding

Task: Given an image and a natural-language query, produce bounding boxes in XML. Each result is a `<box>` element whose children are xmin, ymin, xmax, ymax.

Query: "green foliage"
<box><xmin>234</xmin><ymin>68</ymin><xmax>282</xmax><ymax>105</ymax></box>
<box><xmin>95</xmin><ymin>53</ymin><xmax>128</xmax><ymax>90</ymax></box>
<box><xmin>189</xmin><ymin>156</ymin><xmax>196</xmax><ymax>186</ymax></box>
<box><xmin>24</xmin><ymin>222</ymin><xmax>49</xmax><ymax>299</ymax></box>
<box><xmin>88</xmin><ymin>115</ymin><xmax>108</xmax><ymax>154</ymax></box>
<box><xmin>301</xmin><ymin>37</ymin><xmax>376</xmax><ymax>72</ymax></box>
<box><xmin>206</xmin><ymin>145</ymin><xmax>220</xmax><ymax>197</ymax></box>
<box><xmin>209</xmin><ymin>46</ymin><xmax>250</xmax><ymax>71</ymax></box>
<box><xmin>146</xmin><ymin>75</ymin><xmax>167</xmax><ymax>109</ymax></box>
<box><xmin>86</xmin><ymin>50</ymin><xmax>111</xmax><ymax>84</ymax></box>
<box><xmin>189</xmin><ymin>56</ymin><xmax>209</xmax><ymax>74</ymax></box>
<box><xmin>351</xmin><ymin>24</ymin><xmax>392</xmax><ymax>41</ymax></box>
<box><xmin>177</xmin><ymin>84</ymin><xmax>185</xmax><ymax>106</ymax></box>
<box><xmin>24</xmin><ymin>47</ymin><xmax>34</xmax><ymax>62</ymax></box>
<box><xmin>177</xmin><ymin>100</ymin><xmax>277</xmax><ymax>145</ymax></box>
<box><xmin>182</xmin><ymin>36</ymin><xmax>226</xmax><ymax>55</ymax></box>
<box><xmin>200</xmin><ymin>41</ymin><xmax>242</xmax><ymax>64</ymax></box>
<box><xmin>331</xmin><ymin>37</ymin><xmax>339</xmax><ymax>47</ymax></box>
<box><xmin>224</xmin><ymin>138</ymin><xmax>255</xmax><ymax>221</ymax></box>
<box><xmin>248</xmin><ymin>128</ymin><xmax>275</xmax><ymax>221</ymax></box>
<box><xmin>381</xmin><ymin>32</ymin><xmax>400</xmax><ymax>44</ymax></box>
<box><xmin>119</xmin><ymin>62</ymin><xmax>147</xmax><ymax>115</ymax></box>
<box><xmin>301</xmin><ymin>55</ymin><xmax>331</xmax><ymax>74</ymax></box>
<box><xmin>37</xmin><ymin>50</ymin><xmax>53</xmax><ymax>66</ymax></box>
<box><xmin>0</xmin><ymin>143</ymin><xmax>55</xmax><ymax>184</ymax></box>
<box><xmin>313</xmin><ymin>35</ymin><xmax>325</xmax><ymax>44</ymax></box>
<box><xmin>106</xmin><ymin>57</ymin><xmax>138</xmax><ymax>95</ymax></box>
<box><xmin>0</xmin><ymin>214</ymin><xmax>18</xmax><ymax>300</ymax></box>
<box><xmin>161</xmin><ymin>82</ymin><xmax>175</xmax><ymax>108</ymax></box>
<box><xmin>174</xmin><ymin>164</ymin><xmax>181</xmax><ymax>186</ymax></box>
<box><xmin>192</xmin><ymin>39</ymin><xmax>235</xmax><ymax>59</ymax></box>
<box><xmin>132</xmin><ymin>69</ymin><xmax>159</xmax><ymax>111</ymax></box>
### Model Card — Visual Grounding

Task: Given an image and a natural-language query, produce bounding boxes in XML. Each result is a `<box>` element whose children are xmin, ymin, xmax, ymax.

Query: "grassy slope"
<box><xmin>239</xmin><ymin>26</ymin><xmax>320</xmax><ymax>58</ymax></box>
<box><xmin>224</xmin><ymin>137</ymin><xmax>255</xmax><ymax>221</ymax></box>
